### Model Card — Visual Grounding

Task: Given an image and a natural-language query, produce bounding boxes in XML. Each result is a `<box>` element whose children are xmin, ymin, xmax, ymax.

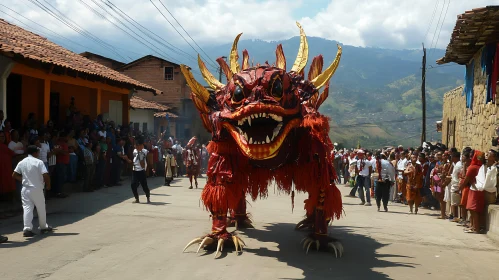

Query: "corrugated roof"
<box><xmin>130</xmin><ymin>96</ymin><xmax>170</xmax><ymax>111</ymax></box>
<box><xmin>437</xmin><ymin>6</ymin><xmax>499</xmax><ymax>65</ymax></box>
<box><xmin>118</xmin><ymin>54</ymin><xmax>181</xmax><ymax>70</ymax></box>
<box><xmin>80</xmin><ymin>51</ymin><xmax>125</xmax><ymax>68</ymax></box>
<box><xmin>153</xmin><ymin>111</ymin><xmax>178</xmax><ymax>118</ymax></box>
<box><xmin>0</xmin><ymin>19</ymin><xmax>161</xmax><ymax>94</ymax></box>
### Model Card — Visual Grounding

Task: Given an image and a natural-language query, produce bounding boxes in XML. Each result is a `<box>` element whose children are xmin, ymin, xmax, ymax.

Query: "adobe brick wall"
<box><xmin>442</xmin><ymin>47</ymin><xmax>498</xmax><ymax>151</ymax></box>
<box><xmin>120</xmin><ymin>58</ymin><xmax>188</xmax><ymax>113</ymax></box>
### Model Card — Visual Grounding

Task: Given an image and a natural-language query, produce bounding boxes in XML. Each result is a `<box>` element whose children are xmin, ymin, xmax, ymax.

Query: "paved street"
<box><xmin>1</xmin><ymin>176</ymin><xmax>499</xmax><ymax>280</ymax></box>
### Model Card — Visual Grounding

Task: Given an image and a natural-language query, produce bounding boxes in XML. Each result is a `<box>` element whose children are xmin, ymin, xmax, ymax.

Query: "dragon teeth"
<box><xmin>249</xmin><ymin>137</ymin><xmax>253</xmax><ymax>144</ymax></box>
<box><xmin>266</xmin><ymin>136</ymin><xmax>270</xmax><ymax>144</ymax></box>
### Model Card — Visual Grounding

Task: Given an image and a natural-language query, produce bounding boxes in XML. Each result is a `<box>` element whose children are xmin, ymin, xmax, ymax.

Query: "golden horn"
<box><xmin>290</xmin><ymin>22</ymin><xmax>308</xmax><ymax>73</ymax></box>
<box><xmin>180</xmin><ymin>65</ymin><xmax>210</xmax><ymax>104</ymax></box>
<box><xmin>276</xmin><ymin>44</ymin><xmax>286</xmax><ymax>70</ymax></box>
<box><xmin>311</xmin><ymin>44</ymin><xmax>342</xmax><ymax>89</ymax></box>
<box><xmin>198</xmin><ymin>54</ymin><xmax>224</xmax><ymax>90</ymax></box>
<box><xmin>230</xmin><ymin>33</ymin><xmax>243</xmax><ymax>74</ymax></box>
<box><xmin>242</xmin><ymin>49</ymin><xmax>249</xmax><ymax>70</ymax></box>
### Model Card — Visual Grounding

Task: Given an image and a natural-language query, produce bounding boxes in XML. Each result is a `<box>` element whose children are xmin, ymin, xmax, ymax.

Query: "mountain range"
<box><xmin>198</xmin><ymin>36</ymin><xmax>464</xmax><ymax>148</ymax></box>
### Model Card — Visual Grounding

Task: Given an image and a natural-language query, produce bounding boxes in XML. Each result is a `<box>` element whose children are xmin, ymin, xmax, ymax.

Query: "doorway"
<box><xmin>50</xmin><ymin>92</ymin><xmax>60</xmax><ymax>127</ymax></box>
<box><xmin>6</xmin><ymin>74</ymin><xmax>22</xmax><ymax>129</ymax></box>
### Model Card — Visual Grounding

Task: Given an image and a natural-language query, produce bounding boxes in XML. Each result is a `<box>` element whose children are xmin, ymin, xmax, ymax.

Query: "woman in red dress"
<box><xmin>0</xmin><ymin>131</ymin><xmax>16</xmax><ymax>195</ymax></box>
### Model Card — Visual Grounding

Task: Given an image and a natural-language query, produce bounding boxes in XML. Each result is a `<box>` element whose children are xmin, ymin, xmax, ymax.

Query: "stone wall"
<box><xmin>442</xmin><ymin>47</ymin><xmax>498</xmax><ymax>151</ymax></box>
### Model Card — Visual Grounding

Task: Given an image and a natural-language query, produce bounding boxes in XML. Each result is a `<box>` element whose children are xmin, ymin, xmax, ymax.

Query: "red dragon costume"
<box><xmin>182</xmin><ymin>23</ymin><xmax>344</xmax><ymax>258</ymax></box>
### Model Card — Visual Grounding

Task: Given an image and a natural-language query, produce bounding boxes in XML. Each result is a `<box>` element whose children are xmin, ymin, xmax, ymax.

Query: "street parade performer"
<box><xmin>183</xmin><ymin>137</ymin><xmax>201</xmax><ymax>189</ymax></box>
<box><xmin>164</xmin><ymin>148</ymin><xmax>177</xmax><ymax>186</ymax></box>
<box><xmin>181</xmin><ymin>22</ymin><xmax>344</xmax><ymax>258</ymax></box>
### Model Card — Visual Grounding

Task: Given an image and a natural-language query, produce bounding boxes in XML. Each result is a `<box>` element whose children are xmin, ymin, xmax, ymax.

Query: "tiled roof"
<box><xmin>154</xmin><ymin>111</ymin><xmax>178</xmax><ymax>118</ymax></box>
<box><xmin>0</xmin><ymin>19</ymin><xmax>161</xmax><ymax>94</ymax></box>
<box><xmin>130</xmin><ymin>96</ymin><xmax>170</xmax><ymax>111</ymax></box>
<box><xmin>437</xmin><ymin>6</ymin><xmax>499</xmax><ymax>65</ymax></box>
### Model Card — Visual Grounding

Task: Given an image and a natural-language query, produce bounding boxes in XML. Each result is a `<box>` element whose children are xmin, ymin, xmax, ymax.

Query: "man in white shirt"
<box><xmin>375</xmin><ymin>154</ymin><xmax>396</xmax><ymax>212</ymax></box>
<box><xmin>38</xmin><ymin>133</ymin><xmax>51</xmax><ymax>171</ymax></box>
<box><xmin>449</xmin><ymin>152</ymin><xmax>462</xmax><ymax>222</ymax></box>
<box><xmin>98</xmin><ymin>126</ymin><xmax>106</xmax><ymax>138</ymax></box>
<box><xmin>483</xmin><ymin>150</ymin><xmax>498</xmax><ymax>205</ymax></box>
<box><xmin>12</xmin><ymin>145</ymin><xmax>53</xmax><ymax>237</ymax></box>
<box><xmin>396</xmin><ymin>150</ymin><xmax>409</xmax><ymax>203</ymax></box>
<box><xmin>350</xmin><ymin>150</ymin><xmax>373</xmax><ymax>206</ymax></box>
<box><xmin>131</xmin><ymin>138</ymin><xmax>151</xmax><ymax>204</ymax></box>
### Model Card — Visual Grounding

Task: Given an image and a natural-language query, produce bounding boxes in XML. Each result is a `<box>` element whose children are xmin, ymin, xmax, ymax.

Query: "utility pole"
<box><xmin>219</xmin><ymin>56</ymin><xmax>227</xmax><ymax>82</ymax></box>
<box><xmin>421</xmin><ymin>43</ymin><xmax>427</xmax><ymax>145</ymax></box>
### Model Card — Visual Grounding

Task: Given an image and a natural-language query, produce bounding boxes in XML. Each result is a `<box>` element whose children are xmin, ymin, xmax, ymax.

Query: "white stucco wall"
<box><xmin>130</xmin><ymin>109</ymin><xmax>154</xmax><ymax>133</ymax></box>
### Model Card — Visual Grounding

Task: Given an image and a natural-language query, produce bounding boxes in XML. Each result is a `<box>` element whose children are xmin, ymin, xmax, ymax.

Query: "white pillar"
<box><xmin>0</xmin><ymin>55</ymin><xmax>15</xmax><ymax>116</ymax></box>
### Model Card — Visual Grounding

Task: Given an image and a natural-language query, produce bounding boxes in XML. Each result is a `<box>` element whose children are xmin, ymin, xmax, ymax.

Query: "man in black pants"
<box><xmin>131</xmin><ymin>138</ymin><xmax>151</xmax><ymax>204</ymax></box>
<box><xmin>375</xmin><ymin>154</ymin><xmax>396</xmax><ymax>212</ymax></box>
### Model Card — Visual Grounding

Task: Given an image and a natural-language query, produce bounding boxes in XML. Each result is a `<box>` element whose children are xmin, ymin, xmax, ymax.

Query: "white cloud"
<box><xmin>1</xmin><ymin>0</ymin><xmax>494</xmax><ymax>52</ymax></box>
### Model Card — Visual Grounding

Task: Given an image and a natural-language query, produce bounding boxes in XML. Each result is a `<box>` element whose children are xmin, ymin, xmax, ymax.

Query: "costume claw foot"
<box><xmin>301</xmin><ymin>236</ymin><xmax>344</xmax><ymax>258</ymax></box>
<box><xmin>327</xmin><ymin>241</ymin><xmax>344</xmax><ymax>258</ymax></box>
<box><xmin>295</xmin><ymin>217</ymin><xmax>314</xmax><ymax>231</ymax></box>
<box><xmin>301</xmin><ymin>236</ymin><xmax>320</xmax><ymax>254</ymax></box>
<box><xmin>229</xmin><ymin>218</ymin><xmax>254</xmax><ymax>229</ymax></box>
<box><xmin>228</xmin><ymin>213</ymin><xmax>254</xmax><ymax>229</ymax></box>
<box><xmin>182</xmin><ymin>234</ymin><xmax>246</xmax><ymax>258</ymax></box>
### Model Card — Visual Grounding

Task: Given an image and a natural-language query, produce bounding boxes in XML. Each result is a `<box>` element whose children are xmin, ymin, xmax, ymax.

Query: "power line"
<box><xmin>36</xmin><ymin>0</ymin><xmax>124</xmax><ymax>56</ymax></box>
<box><xmin>157</xmin><ymin>0</ymin><xmax>218</xmax><ymax>69</ymax></box>
<box><xmin>430</xmin><ymin>0</ymin><xmax>451</xmax><ymax>58</ymax></box>
<box><xmin>78</xmin><ymin>0</ymin><xmax>179</xmax><ymax>64</ymax></box>
<box><xmin>0</xmin><ymin>5</ymin><xmax>93</xmax><ymax>51</ymax></box>
<box><xmin>101</xmin><ymin>0</ymin><xmax>199</xmax><ymax>65</ymax></box>
<box><xmin>3</xmin><ymin>3</ymin><xmax>147</xmax><ymax>58</ymax></box>
<box><xmin>428</xmin><ymin>0</ymin><xmax>446</xmax><ymax>53</ymax></box>
<box><xmin>0</xmin><ymin>10</ymin><xmax>85</xmax><ymax>52</ymax></box>
<box><xmin>149</xmin><ymin>0</ymin><xmax>219</xmax><ymax>70</ymax></box>
<box><xmin>423</xmin><ymin>0</ymin><xmax>439</xmax><ymax>45</ymax></box>
<box><xmin>26</xmin><ymin>0</ymin><xmax>130</xmax><ymax>61</ymax></box>
<box><xmin>425</xmin><ymin>63</ymin><xmax>460</xmax><ymax>70</ymax></box>
<box><xmin>88</xmin><ymin>0</ymin><xmax>204</xmax><ymax>76</ymax></box>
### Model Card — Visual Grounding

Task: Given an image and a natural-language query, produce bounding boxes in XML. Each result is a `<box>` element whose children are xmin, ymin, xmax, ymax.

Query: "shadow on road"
<box><xmin>242</xmin><ymin>223</ymin><xmax>416</xmax><ymax>280</ymax></box>
<box><xmin>0</xmin><ymin>176</ymin><xmax>172</xmax><ymax>243</ymax></box>
<box><xmin>0</xmin><ymin>232</ymin><xmax>80</xmax><ymax>248</ymax></box>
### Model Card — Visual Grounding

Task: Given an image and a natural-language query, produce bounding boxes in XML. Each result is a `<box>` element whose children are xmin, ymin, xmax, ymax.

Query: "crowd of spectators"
<box><xmin>0</xmin><ymin>107</ymin><xmax>209</xmax><ymax>213</ymax></box>
<box><xmin>336</xmin><ymin>143</ymin><xmax>499</xmax><ymax>234</ymax></box>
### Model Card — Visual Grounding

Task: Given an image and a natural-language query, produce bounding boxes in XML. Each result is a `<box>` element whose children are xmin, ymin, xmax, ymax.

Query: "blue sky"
<box><xmin>1</xmin><ymin>0</ymin><xmax>494</xmax><ymax>65</ymax></box>
<box><xmin>292</xmin><ymin>0</ymin><xmax>331</xmax><ymax>18</ymax></box>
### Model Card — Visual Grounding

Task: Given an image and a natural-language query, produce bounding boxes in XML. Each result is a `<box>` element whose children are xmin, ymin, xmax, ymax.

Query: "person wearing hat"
<box><xmin>131</xmin><ymin>137</ymin><xmax>151</xmax><ymax>203</ymax></box>
<box><xmin>12</xmin><ymin>145</ymin><xmax>53</xmax><ymax>237</ymax></box>
<box><xmin>164</xmin><ymin>148</ymin><xmax>177</xmax><ymax>186</ymax></box>
<box><xmin>183</xmin><ymin>137</ymin><xmax>200</xmax><ymax>189</ymax></box>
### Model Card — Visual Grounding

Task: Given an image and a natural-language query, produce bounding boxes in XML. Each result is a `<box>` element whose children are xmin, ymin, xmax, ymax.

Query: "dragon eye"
<box><xmin>271</xmin><ymin>78</ymin><xmax>283</xmax><ymax>100</ymax></box>
<box><xmin>232</xmin><ymin>85</ymin><xmax>244</xmax><ymax>104</ymax></box>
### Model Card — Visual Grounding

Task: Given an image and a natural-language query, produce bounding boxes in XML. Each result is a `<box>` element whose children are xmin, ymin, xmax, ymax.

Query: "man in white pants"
<box><xmin>12</xmin><ymin>145</ymin><xmax>53</xmax><ymax>237</ymax></box>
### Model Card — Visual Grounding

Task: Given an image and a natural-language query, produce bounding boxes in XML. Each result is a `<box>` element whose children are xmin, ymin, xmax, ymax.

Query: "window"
<box><xmin>164</xmin><ymin>66</ymin><xmax>174</xmax><ymax>80</ymax></box>
<box><xmin>133</xmin><ymin>122</ymin><xmax>139</xmax><ymax>132</ymax></box>
<box><xmin>143</xmin><ymin>122</ymin><xmax>148</xmax><ymax>133</ymax></box>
